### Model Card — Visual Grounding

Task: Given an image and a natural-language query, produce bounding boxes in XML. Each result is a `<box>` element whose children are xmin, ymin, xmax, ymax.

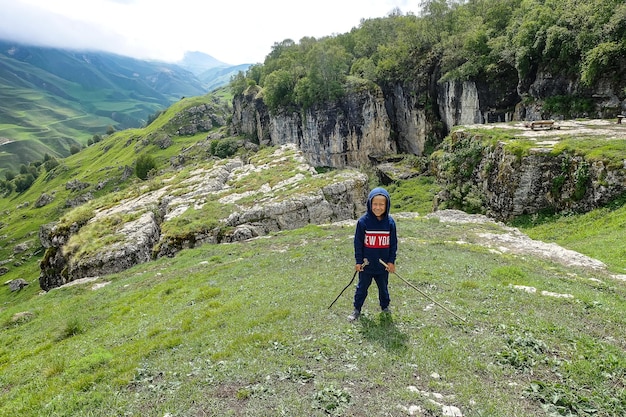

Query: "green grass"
<box><xmin>513</xmin><ymin>195</ymin><xmax>626</xmax><ymax>273</ymax></box>
<box><xmin>1</xmin><ymin>216</ymin><xmax>625</xmax><ymax>416</ymax></box>
<box><xmin>550</xmin><ymin>137</ymin><xmax>626</xmax><ymax>169</ymax></box>
<box><xmin>387</xmin><ymin>176</ymin><xmax>441</xmax><ymax>214</ymax></box>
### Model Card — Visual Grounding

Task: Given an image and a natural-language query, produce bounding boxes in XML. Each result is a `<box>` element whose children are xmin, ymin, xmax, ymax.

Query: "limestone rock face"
<box><xmin>481</xmin><ymin>147</ymin><xmax>626</xmax><ymax>219</ymax></box>
<box><xmin>385</xmin><ymin>83</ymin><xmax>433</xmax><ymax>157</ymax></box>
<box><xmin>433</xmin><ymin>129</ymin><xmax>626</xmax><ymax>221</ymax></box>
<box><xmin>438</xmin><ymin>81</ymin><xmax>483</xmax><ymax>128</ymax></box>
<box><xmin>232</xmin><ymin>64</ymin><xmax>624</xmax><ymax>171</ymax></box>
<box><xmin>233</xmin><ymin>84</ymin><xmax>397</xmax><ymax>168</ymax></box>
<box><xmin>39</xmin><ymin>145</ymin><xmax>368</xmax><ymax>290</ymax></box>
<box><xmin>232</xmin><ymin>78</ymin><xmax>519</xmax><ymax>168</ymax></box>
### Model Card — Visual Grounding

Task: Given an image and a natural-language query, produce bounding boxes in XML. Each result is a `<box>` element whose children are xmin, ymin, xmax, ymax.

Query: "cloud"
<box><xmin>0</xmin><ymin>0</ymin><xmax>423</xmax><ymax>64</ymax></box>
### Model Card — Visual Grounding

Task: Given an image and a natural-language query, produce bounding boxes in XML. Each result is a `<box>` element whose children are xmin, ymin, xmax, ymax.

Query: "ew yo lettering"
<box><xmin>364</xmin><ymin>231</ymin><xmax>390</xmax><ymax>248</ymax></box>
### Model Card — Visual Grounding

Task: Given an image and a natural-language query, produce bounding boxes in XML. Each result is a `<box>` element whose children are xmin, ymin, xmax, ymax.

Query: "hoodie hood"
<box><xmin>366</xmin><ymin>187</ymin><xmax>391</xmax><ymax>217</ymax></box>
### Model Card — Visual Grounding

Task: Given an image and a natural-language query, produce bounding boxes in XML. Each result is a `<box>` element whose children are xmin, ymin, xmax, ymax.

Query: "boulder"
<box><xmin>8</xmin><ymin>278</ymin><xmax>29</xmax><ymax>291</ymax></box>
<box><xmin>35</xmin><ymin>192</ymin><xmax>55</xmax><ymax>208</ymax></box>
<box><xmin>13</xmin><ymin>242</ymin><xmax>31</xmax><ymax>254</ymax></box>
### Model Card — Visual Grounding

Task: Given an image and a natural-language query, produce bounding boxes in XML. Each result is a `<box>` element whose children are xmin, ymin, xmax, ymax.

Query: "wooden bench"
<box><xmin>525</xmin><ymin>120</ymin><xmax>559</xmax><ymax>130</ymax></box>
<box><xmin>618</xmin><ymin>115</ymin><xmax>625</xmax><ymax>124</ymax></box>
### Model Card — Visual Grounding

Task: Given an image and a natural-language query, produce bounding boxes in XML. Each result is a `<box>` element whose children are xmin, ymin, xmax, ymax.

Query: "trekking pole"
<box><xmin>379</xmin><ymin>259</ymin><xmax>466</xmax><ymax>322</ymax></box>
<box><xmin>328</xmin><ymin>259</ymin><xmax>369</xmax><ymax>309</ymax></box>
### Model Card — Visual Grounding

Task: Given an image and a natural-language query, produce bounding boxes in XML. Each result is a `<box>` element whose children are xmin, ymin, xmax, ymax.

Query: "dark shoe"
<box><xmin>381</xmin><ymin>307</ymin><xmax>391</xmax><ymax>314</ymax></box>
<box><xmin>348</xmin><ymin>309</ymin><xmax>361</xmax><ymax>322</ymax></box>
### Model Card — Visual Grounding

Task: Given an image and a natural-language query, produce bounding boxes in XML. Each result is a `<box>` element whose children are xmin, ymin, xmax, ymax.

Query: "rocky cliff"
<box><xmin>39</xmin><ymin>145</ymin><xmax>368</xmax><ymax>290</ymax></box>
<box><xmin>431</xmin><ymin>122</ymin><xmax>626</xmax><ymax>221</ymax></box>
<box><xmin>232</xmin><ymin>66</ymin><xmax>624</xmax><ymax>170</ymax></box>
<box><xmin>233</xmin><ymin>82</ymin><xmax>398</xmax><ymax>167</ymax></box>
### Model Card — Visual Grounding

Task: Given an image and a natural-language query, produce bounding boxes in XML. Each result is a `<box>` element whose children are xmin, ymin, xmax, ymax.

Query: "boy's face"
<box><xmin>371</xmin><ymin>195</ymin><xmax>387</xmax><ymax>218</ymax></box>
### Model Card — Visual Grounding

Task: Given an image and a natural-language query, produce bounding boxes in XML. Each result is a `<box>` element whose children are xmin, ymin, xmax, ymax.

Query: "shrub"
<box><xmin>57</xmin><ymin>317</ymin><xmax>84</xmax><ymax>341</ymax></box>
<box><xmin>43</xmin><ymin>157</ymin><xmax>60</xmax><ymax>172</ymax></box>
<box><xmin>135</xmin><ymin>154</ymin><xmax>157</xmax><ymax>180</ymax></box>
<box><xmin>573</xmin><ymin>161</ymin><xmax>590</xmax><ymax>201</ymax></box>
<box><xmin>210</xmin><ymin>138</ymin><xmax>240</xmax><ymax>159</ymax></box>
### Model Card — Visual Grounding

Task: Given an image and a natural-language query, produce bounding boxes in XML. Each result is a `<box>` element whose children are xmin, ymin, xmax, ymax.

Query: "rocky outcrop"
<box><xmin>477</xmin><ymin>144</ymin><xmax>619</xmax><ymax>219</ymax></box>
<box><xmin>231</xmin><ymin>85</ymin><xmax>271</xmax><ymax>143</ymax></box>
<box><xmin>68</xmin><ymin>212</ymin><xmax>161</xmax><ymax>280</ymax></box>
<box><xmin>233</xmin><ymin>83</ymin><xmax>396</xmax><ymax>168</ymax></box>
<box><xmin>432</xmin><ymin>127</ymin><xmax>626</xmax><ymax>221</ymax></box>
<box><xmin>39</xmin><ymin>145</ymin><xmax>368</xmax><ymax>290</ymax></box>
<box><xmin>231</xmin><ymin>77</ymin><xmax>521</xmax><ymax>169</ymax></box>
<box><xmin>172</xmin><ymin>103</ymin><xmax>227</xmax><ymax>135</ymax></box>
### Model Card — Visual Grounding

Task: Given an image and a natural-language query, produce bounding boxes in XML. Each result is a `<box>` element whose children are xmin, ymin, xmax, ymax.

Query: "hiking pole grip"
<box><xmin>378</xmin><ymin>259</ymin><xmax>466</xmax><ymax>322</ymax></box>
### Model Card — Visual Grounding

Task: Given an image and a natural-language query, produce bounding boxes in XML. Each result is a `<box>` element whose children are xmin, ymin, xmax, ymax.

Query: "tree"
<box><xmin>264</xmin><ymin>69</ymin><xmax>297</xmax><ymax>112</ymax></box>
<box><xmin>246</xmin><ymin>64</ymin><xmax>264</xmax><ymax>86</ymax></box>
<box><xmin>43</xmin><ymin>156</ymin><xmax>60</xmax><ymax>172</ymax></box>
<box><xmin>581</xmin><ymin>42</ymin><xmax>624</xmax><ymax>85</ymax></box>
<box><xmin>14</xmin><ymin>174</ymin><xmax>35</xmax><ymax>193</ymax></box>
<box><xmin>0</xmin><ymin>178</ymin><xmax>14</xmax><ymax>195</ymax></box>
<box><xmin>229</xmin><ymin>71</ymin><xmax>248</xmax><ymax>96</ymax></box>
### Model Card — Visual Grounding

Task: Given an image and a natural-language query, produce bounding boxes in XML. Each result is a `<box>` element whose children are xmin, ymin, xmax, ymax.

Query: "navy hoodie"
<box><xmin>354</xmin><ymin>187</ymin><xmax>398</xmax><ymax>274</ymax></box>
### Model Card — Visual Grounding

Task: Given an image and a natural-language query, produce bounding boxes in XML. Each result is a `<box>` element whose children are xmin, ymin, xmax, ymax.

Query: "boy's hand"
<box><xmin>355</xmin><ymin>258</ymin><xmax>369</xmax><ymax>272</ymax></box>
<box><xmin>385</xmin><ymin>262</ymin><xmax>396</xmax><ymax>273</ymax></box>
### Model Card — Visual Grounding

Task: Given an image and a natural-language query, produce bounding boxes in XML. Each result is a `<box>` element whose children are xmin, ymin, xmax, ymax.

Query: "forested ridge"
<box><xmin>231</xmin><ymin>0</ymin><xmax>626</xmax><ymax>114</ymax></box>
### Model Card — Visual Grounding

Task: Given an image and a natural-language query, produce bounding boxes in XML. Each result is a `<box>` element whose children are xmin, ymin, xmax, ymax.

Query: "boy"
<box><xmin>349</xmin><ymin>187</ymin><xmax>398</xmax><ymax>322</ymax></box>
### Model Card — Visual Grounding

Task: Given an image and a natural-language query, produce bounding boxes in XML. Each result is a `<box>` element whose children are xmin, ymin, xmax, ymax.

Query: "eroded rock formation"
<box><xmin>432</xmin><ymin>126</ymin><xmax>626</xmax><ymax>221</ymax></box>
<box><xmin>38</xmin><ymin>145</ymin><xmax>368</xmax><ymax>290</ymax></box>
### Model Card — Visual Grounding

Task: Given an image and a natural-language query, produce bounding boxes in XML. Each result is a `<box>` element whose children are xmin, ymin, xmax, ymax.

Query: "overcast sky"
<box><xmin>0</xmin><ymin>0</ymin><xmax>423</xmax><ymax>65</ymax></box>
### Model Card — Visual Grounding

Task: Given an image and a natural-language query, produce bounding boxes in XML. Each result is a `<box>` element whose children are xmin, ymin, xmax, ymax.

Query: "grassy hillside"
<box><xmin>0</xmin><ymin>92</ymin><xmax>231</xmax><ymax>292</ymax></box>
<box><xmin>1</xmin><ymin>213</ymin><xmax>625</xmax><ymax>416</ymax></box>
<box><xmin>0</xmin><ymin>42</ymin><xmax>210</xmax><ymax>174</ymax></box>
<box><xmin>513</xmin><ymin>194</ymin><xmax>626</xmax><ymax>274</ymax></box>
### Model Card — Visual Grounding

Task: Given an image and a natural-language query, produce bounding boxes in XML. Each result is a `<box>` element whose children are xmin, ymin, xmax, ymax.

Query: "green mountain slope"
<box><xmin>0</xmin><ymin>92</ymin><xmax>231</xmax><ymax>287</ymax></box>
<box><xmin>198</xmin><ymin>63</ymin><xmax>251</xmax><ymax>91</ymax></box>
<box><xmin>0</xmin><ymin>41</ymin><xmax>209</xmax><ymax>174</ymax></box>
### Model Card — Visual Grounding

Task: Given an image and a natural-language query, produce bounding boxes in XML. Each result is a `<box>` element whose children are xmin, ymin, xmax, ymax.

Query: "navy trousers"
<box><xmin>353</xmin><ymin>271</ymin><xmax>390</xmax><ymax>311</ymax></box>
